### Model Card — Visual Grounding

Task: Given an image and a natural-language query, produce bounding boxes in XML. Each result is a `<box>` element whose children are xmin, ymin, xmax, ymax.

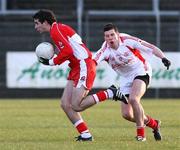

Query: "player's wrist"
<box><xmin>49</xmin><ymin>59</ymin><xmax>55</xmax><ymax>66</ymax></box>
<box><xmin>39</xmin><ymin>57</ymin><xmax>49</xmax><ymax>65</ymax></box>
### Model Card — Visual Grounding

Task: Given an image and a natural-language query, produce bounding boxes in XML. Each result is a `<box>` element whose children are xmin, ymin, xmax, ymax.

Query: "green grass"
<box><xmin>0</xmin><ymin>99</ymin><xmax>180</xmax><ymax>150</ymax></box>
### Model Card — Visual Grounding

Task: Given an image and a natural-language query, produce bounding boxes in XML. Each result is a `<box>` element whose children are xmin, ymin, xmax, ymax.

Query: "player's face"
<box><xmin>34</xmin><ymin>19</ymin><xmax>49</xmax><ymax>33</ymax></box>
<box><xmin>104</xmin><ymin>29</ymin><xmax>119</xmax><ymax>49</ymax></box>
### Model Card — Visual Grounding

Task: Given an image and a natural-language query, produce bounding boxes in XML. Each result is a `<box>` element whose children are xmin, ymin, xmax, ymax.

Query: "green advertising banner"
<box><xmin>6</xmin><ymin>52</ymin><xmax>179</xmax><ymax>88</ymax></box>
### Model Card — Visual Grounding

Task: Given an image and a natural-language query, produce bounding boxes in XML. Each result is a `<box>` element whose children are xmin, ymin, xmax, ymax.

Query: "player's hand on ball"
<box><xmin>162</xmin><ymin>57</ymin><xmax>171</xmax><ymax>70</ymax></box>
<box><xmin>39</xmin><ymin>57</ymin><xmax>49</xmax><ymax>65</ymax></box>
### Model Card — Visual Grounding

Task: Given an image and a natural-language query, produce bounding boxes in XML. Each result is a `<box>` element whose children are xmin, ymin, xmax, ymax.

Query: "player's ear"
<box><xmin>42</xmin><ymin>20</ymin><xmax>48</xmax><ymax>24</ymax></box>
<box><xmin>43</xmin><ymin>20</ymin><xmax>49</xmax><ymax>25</ymax></box>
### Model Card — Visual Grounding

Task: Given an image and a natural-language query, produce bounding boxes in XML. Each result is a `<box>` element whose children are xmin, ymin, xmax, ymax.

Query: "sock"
<box><xmin>106</xmin><ymin>89</ymin><xmax>114</xmax><ymax>98</ymax></box>
<box><xmin>145</xmin><ymin>115</ymin><xmax>158</xmax><ymax>130</ymax></box>
<box><xmin>92</xmin><ymin>90</ymin><xmax>108</xmax><ymax>103</ymax></box>
<box><xmin>74</xmin><ymin>119</ymin><xmax>89</xmax><ymax>134</ymax></box>
<box><xmin>137</xmin><ymin>126</ymin><xmax>145</xmax><ymax>137</ymax></box>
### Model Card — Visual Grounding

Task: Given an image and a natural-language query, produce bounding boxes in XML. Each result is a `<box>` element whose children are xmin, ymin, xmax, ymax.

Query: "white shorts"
<box><xmin>119</xmin><ymin>72</ymin><xmax>151</xmax><ymax>95</ymax></box>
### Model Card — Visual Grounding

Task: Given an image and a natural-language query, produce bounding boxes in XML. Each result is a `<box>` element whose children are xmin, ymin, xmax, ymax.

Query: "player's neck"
<box><xmin>111</xmin><ymin>42</ymin><xmax>119</xmax><ymax>50</ymax></box>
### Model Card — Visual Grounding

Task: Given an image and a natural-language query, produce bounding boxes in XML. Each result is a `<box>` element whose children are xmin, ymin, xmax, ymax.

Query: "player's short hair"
<box><xmin>103</xmin><ymin>23</ymin><xmax>119</xmax><ymax>32</ymax></box>
<box><xmin>33</xmin><ymin>9</ymin><xmax>57</xmax><ymax>25</ymax></box>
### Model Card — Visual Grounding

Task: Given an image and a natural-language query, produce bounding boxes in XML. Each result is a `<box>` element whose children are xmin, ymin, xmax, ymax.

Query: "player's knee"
<box><xmin>71</xmin><ymin>106</ymin><xmax>83</xmax><ymax>112</ymax></box>
<box><xmin>122</xmin><ymin>112</ymin><xmax>133</xmax><ymax>121</ymax></box>
<box><xmin>129</xmin><ymin>97</ymin><xmax>139</xmax><ymax>105</ymax></box>
<box><xmin>71</xmin><ymin>103</ymin><xmax>83</xmax><ymax>112</ymax></box>
<box><xmin>60</xmin><ymin>101</ymin><xmax>71</xmax><ymax>112</ymax></box>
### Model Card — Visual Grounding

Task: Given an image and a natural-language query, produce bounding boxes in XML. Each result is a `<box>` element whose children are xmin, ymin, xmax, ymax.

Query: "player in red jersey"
<box><xmin>93</xmin><ymin>23</ymin><xmax>171</xmax><ymax>141</ymax></box>
<box><xmin>33</xmin><ymin>10</ymin><xmax>127</xmax><ymax>141</ymax></box>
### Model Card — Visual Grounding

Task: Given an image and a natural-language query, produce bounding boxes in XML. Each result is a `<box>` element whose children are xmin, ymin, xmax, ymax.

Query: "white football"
<box><xmin>35</xmin><ymin>42</ymin><xmax>54</xmax><ymax>59</ymax></box>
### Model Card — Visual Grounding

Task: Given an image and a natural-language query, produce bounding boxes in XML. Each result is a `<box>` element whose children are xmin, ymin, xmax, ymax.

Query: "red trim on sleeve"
<box><xmin>119</xmin><ymin>35</ymin><xmax>145</xmax><ymax>64</ymax></box>
<box><xmin>126</xmin><ymin>46</ymin><xmax>145</xmax><ymax>64</ymax></box>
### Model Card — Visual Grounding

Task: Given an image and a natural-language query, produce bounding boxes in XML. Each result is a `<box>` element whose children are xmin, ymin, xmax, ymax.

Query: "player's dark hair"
<box><xmin>33</xmin><ymin>9</ymin><xmax>57</xmax><ymax>25</ymax></box>
<box><xmin>103</xmin><ymin>23</ymin><xmax>119</xmax><ymax>32</ymax></box>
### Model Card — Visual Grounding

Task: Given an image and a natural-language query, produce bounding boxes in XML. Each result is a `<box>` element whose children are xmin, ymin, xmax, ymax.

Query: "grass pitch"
<box><xmin>0</xmin><ymin>99</ymin><xmax>179</xmax><ymax>150</ymax></box>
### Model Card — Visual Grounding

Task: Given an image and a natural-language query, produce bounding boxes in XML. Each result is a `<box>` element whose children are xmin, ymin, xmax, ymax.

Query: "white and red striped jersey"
<box><xmin>49</xmin><ymin>22</ymin><xmax>92</xmax><ymax>67</ymax></box>
<box><xmin>93</xmin><ymin>33</ymin><xmax>155</xmax><ymax>77</ymax></box>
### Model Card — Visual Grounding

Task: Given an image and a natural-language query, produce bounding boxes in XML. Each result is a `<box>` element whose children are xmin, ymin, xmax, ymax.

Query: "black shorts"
<box><xmin>125</xmin><ymin>74</ymin><xmax>150</xmax><ymax>98</ymax></box>
<box><xmin>134</xmin><ymin>74</ymin><xmax>150</xmax><ymax>87</ymax></box>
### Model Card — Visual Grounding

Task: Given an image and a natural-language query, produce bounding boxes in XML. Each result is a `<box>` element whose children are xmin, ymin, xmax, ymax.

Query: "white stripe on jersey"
<box><xmin>68</xmin><ymin>33</ymin><xmax>89</xmax><ymax>60</ymax></box>
<box><xmin>76</xmin><ymin>59</ymin><xmax>87</xmax><ymax>88</ymax></box>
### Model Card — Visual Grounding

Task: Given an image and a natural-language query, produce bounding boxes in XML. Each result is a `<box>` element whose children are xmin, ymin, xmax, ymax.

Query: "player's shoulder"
<box><xmin>57</xmin><ymin>23</ymin><xmax>75</xmax><ymax>36</ymax></box>
<box><xmin>58</xmin><ymin>23</ymin><xmax>72</xmax><ymax>31</ymax></box>
<box><xmin>101</xmin><ymin>41</ymin><xmax>110</xmax><ymax>51</ymax></box>
<box><xmin>119</xmin><ymin>33</ymin><xmax>139</xmax><ymax>42</ymax></box>
<box><xmin>51</xmin><ymin>22</ymin><xmax>67</xmax><ymax>32</ymax></box>
<box><xmin>119</xmin><ymin>33</ymin><xmax>131</xmax><ymax>37</ymax></box>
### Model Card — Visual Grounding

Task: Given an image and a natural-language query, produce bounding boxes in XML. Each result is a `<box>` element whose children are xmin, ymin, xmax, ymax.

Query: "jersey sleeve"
<box><xmin>50</xmin><ymin>23</ymin><xmax>74</xmax><ymax>65</ymax></box>
<box><xmin>93</xmin><ymin>42</ymin><xmax>109</xmax><ymax>65</ymax></box>
<box><xmin>123</xmin><ymin>36</ymin><xmax>154</xmax><ymax>55</ymax></box>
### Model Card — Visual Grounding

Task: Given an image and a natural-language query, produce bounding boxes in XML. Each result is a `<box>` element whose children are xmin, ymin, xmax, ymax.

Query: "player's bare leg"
<box><xmin>121</xmin><ymin>103</ymin><xmax>162</xmax><ymax>141</ymax></box>
<box><xmin>129</xmin><ymin>79</ymin><xmax>146</xmax><ymax>141</ymax></box>
<box><xmin>60</xmin><ymin>81</ymin><xmax>92</xmax><ymax>141</ymax></box>
<box><xmin>71</xmin><ymin>85</ymin><xmax>128</xmax><ymax>112</ymax></box>
<box><xmin>121</xmin><ymin>103</ymin><xmax>150</xmax><ymax>123</ymax></box>
<box><xmin>121</xmin><ymin>103</ymin><xmax>135</xmax><ymax>122</ymax></box>
<box><xmin>71</xmin><ymin>86</ymin><xmax>115</xmax><ymax>112</ymax></box>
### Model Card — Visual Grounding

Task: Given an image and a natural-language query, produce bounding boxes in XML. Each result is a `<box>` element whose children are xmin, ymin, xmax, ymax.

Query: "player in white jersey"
<box><xmin>93</xmin><ymin>23</ymin><xmax>171</xmax><ymax>141</ymax></box>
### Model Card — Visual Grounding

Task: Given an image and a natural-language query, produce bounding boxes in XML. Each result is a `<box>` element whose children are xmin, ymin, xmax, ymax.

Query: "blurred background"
<box><xmin>0</xmin><ymin>0</ymin><xmax>180</xmax><ymax>98</ymax></box>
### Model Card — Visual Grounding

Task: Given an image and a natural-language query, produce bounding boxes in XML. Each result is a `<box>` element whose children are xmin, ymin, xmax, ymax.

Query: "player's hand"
<box><xmin>162</xmin><ymin>57</ymin><xmax>171</xmax><ymax>70</ymax></box>
<box><xmin>39</xmin><ymin>57</ymin><xmax>49</xmax><ymax>65</ymax></box>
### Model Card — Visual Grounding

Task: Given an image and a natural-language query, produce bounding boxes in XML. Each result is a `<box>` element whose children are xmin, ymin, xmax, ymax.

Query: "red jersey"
<box><xmin>49</xmin><ymin>22</ymin><xmax>96</xmax><ymax>89</ymax></box>
<box><xmin>50</xmin><ymin>22</ymin><xmax>92</xmax><ymax>67</ymax></box>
